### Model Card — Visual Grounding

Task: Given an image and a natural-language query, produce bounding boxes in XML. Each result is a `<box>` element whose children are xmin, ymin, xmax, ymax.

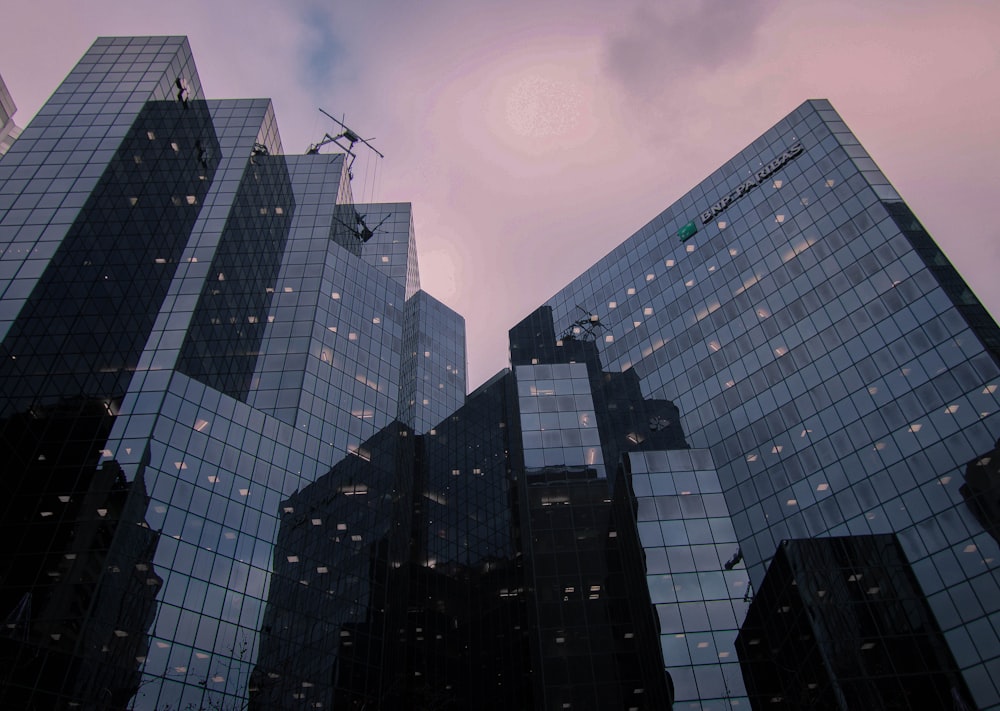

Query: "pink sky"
<box><xmin>3</xmin><ymin>1</ymin><xmax>1000</xmax><ymax>389</ymax></box>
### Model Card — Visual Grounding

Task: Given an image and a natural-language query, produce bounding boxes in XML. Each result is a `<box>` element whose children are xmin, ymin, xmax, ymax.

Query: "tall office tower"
<box><xmin>0</xmin><ymin>71</ymin><xmax>21</xmax><ymax>155</ymax></box>
<box><xmin>0</xmin><ymin>37</ymin><xmax>464</xmax><ymax>709</ymax></box>
<box><xmin>541</xmin><ymin>100</ymin><xmax>999</xmax><ymax>708</ymax></box>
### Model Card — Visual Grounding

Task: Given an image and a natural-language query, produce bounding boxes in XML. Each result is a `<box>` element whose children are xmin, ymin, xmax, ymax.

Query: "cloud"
<box><xmin>603</xmin><ymin>0</ymin><xmax>779</xmax><ymax>101</ymax></box>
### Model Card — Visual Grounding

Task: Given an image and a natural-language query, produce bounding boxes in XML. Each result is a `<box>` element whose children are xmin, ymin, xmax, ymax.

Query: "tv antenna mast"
<box><xmin>559</xmin><ymin>305</ymin><xmax>603</xmax><ymax>342</ymax></box>
<box><xmin>306</xmin><ymin>109</ymin><xmax>384</xmax><ymax>182</ymax></box>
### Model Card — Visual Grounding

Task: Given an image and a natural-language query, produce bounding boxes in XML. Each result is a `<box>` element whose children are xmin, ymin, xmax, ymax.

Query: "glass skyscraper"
<box><xmin>1</xmin><ymin>36</ymin><xmax>998</xmax><ymax>710</ymax></box>
<box><xmin>0</xmin><ymin>71</ymin><xmax>20</xmax><ymax>155</ymax></box>
<box><xmin>0</xmin><ymin>37</ymin><xmax>464</xmax><ymax>709</ymax></box>
<box><xmin>540</xmin><ymin>100</ymin><xmax>1000</xmax><ymax>709</ymax></box>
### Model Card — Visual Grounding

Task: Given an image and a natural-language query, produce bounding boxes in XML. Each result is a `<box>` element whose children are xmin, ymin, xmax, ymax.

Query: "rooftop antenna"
<box><xmin>559</xmin><ymin>305</ymin><xmax>603</xmax><ymax>342</ymax></box>
<box><xmin>306</xmin><ymin>109</ymin><xmax>384</xmax><ymax>182</ymax></box>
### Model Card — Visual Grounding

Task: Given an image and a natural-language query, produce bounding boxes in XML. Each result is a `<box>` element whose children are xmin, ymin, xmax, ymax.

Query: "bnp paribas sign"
<box><xmin>699</xmin><ymin>143</ymin><xmax>803</xmax><ymax>225</ymax></box>
<box><xmin>678</xmin><ymin>143</ymin><xmax>804</xmax><ymax>242</ymax></box>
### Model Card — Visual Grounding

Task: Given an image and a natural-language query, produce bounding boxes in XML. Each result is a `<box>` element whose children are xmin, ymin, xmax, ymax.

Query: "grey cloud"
<box><xmin>603</xmin><ymin>0</ymin><xmax>779</xmax><ymax>99</ymax></box>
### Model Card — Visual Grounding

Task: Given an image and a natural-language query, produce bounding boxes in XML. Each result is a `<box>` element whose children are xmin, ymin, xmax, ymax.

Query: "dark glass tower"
<box><xmin>0</xmin><ymin>37</ymin><xmax>464</xmax><ymax>709</ymax></box>
<box><xmin>540</xmin><ymin>101</ymin><xmax>1000</xmax><ymax>709</ymax></box>
<box><xmin>1</xmin><ymin>37</ymin><xmax>999</xmax><ymax>711</ymax></box>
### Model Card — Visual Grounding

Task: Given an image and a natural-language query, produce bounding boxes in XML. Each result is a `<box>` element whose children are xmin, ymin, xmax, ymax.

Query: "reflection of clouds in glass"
<box><xmin>504</xmin><ymin>75</ymin><xmax>584</xmax><ymax>138</ymax></box>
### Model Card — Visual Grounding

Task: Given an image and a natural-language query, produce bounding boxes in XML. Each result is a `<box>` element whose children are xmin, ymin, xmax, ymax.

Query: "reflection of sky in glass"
<box><xmin>516</xmin><ymin>363</ymin><xmax>605</xmax><ymax>477</ymax></box>
<box><xmin>629</xmin><ymin>449</ymin><xmax>749</xmax><ymax>707</ymax></box>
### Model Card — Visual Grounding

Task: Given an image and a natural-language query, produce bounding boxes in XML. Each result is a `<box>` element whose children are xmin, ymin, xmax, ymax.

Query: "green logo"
<box><xmin>677</xmin><ymin>221</ymin><xmax>697</xmax><ymax>242</ymax></box>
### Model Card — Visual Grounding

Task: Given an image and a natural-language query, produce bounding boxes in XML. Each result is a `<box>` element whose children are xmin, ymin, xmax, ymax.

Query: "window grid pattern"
<box><xmin>628</xmin><ymin>449</ymin><xmax>749</xmax><ymax>709</ymax></box>
<box><xmin>399</xmin><ymin>289</ymin><xmax>467</xmax><ymax>434</ymax></box>
<box><xmin>516</xmin><ymin>363</ymin><xmax>605</xmax><ymax>477</ymax></box>
<box><xmin>544</xmin><ymin>100</ymin><xmax>1000</xmax><ymax>708</ymax></box>
<box><xmin>0</xmin><ymin>38</ymin><xmax>456</xmax><ymax>709</ymax></box>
